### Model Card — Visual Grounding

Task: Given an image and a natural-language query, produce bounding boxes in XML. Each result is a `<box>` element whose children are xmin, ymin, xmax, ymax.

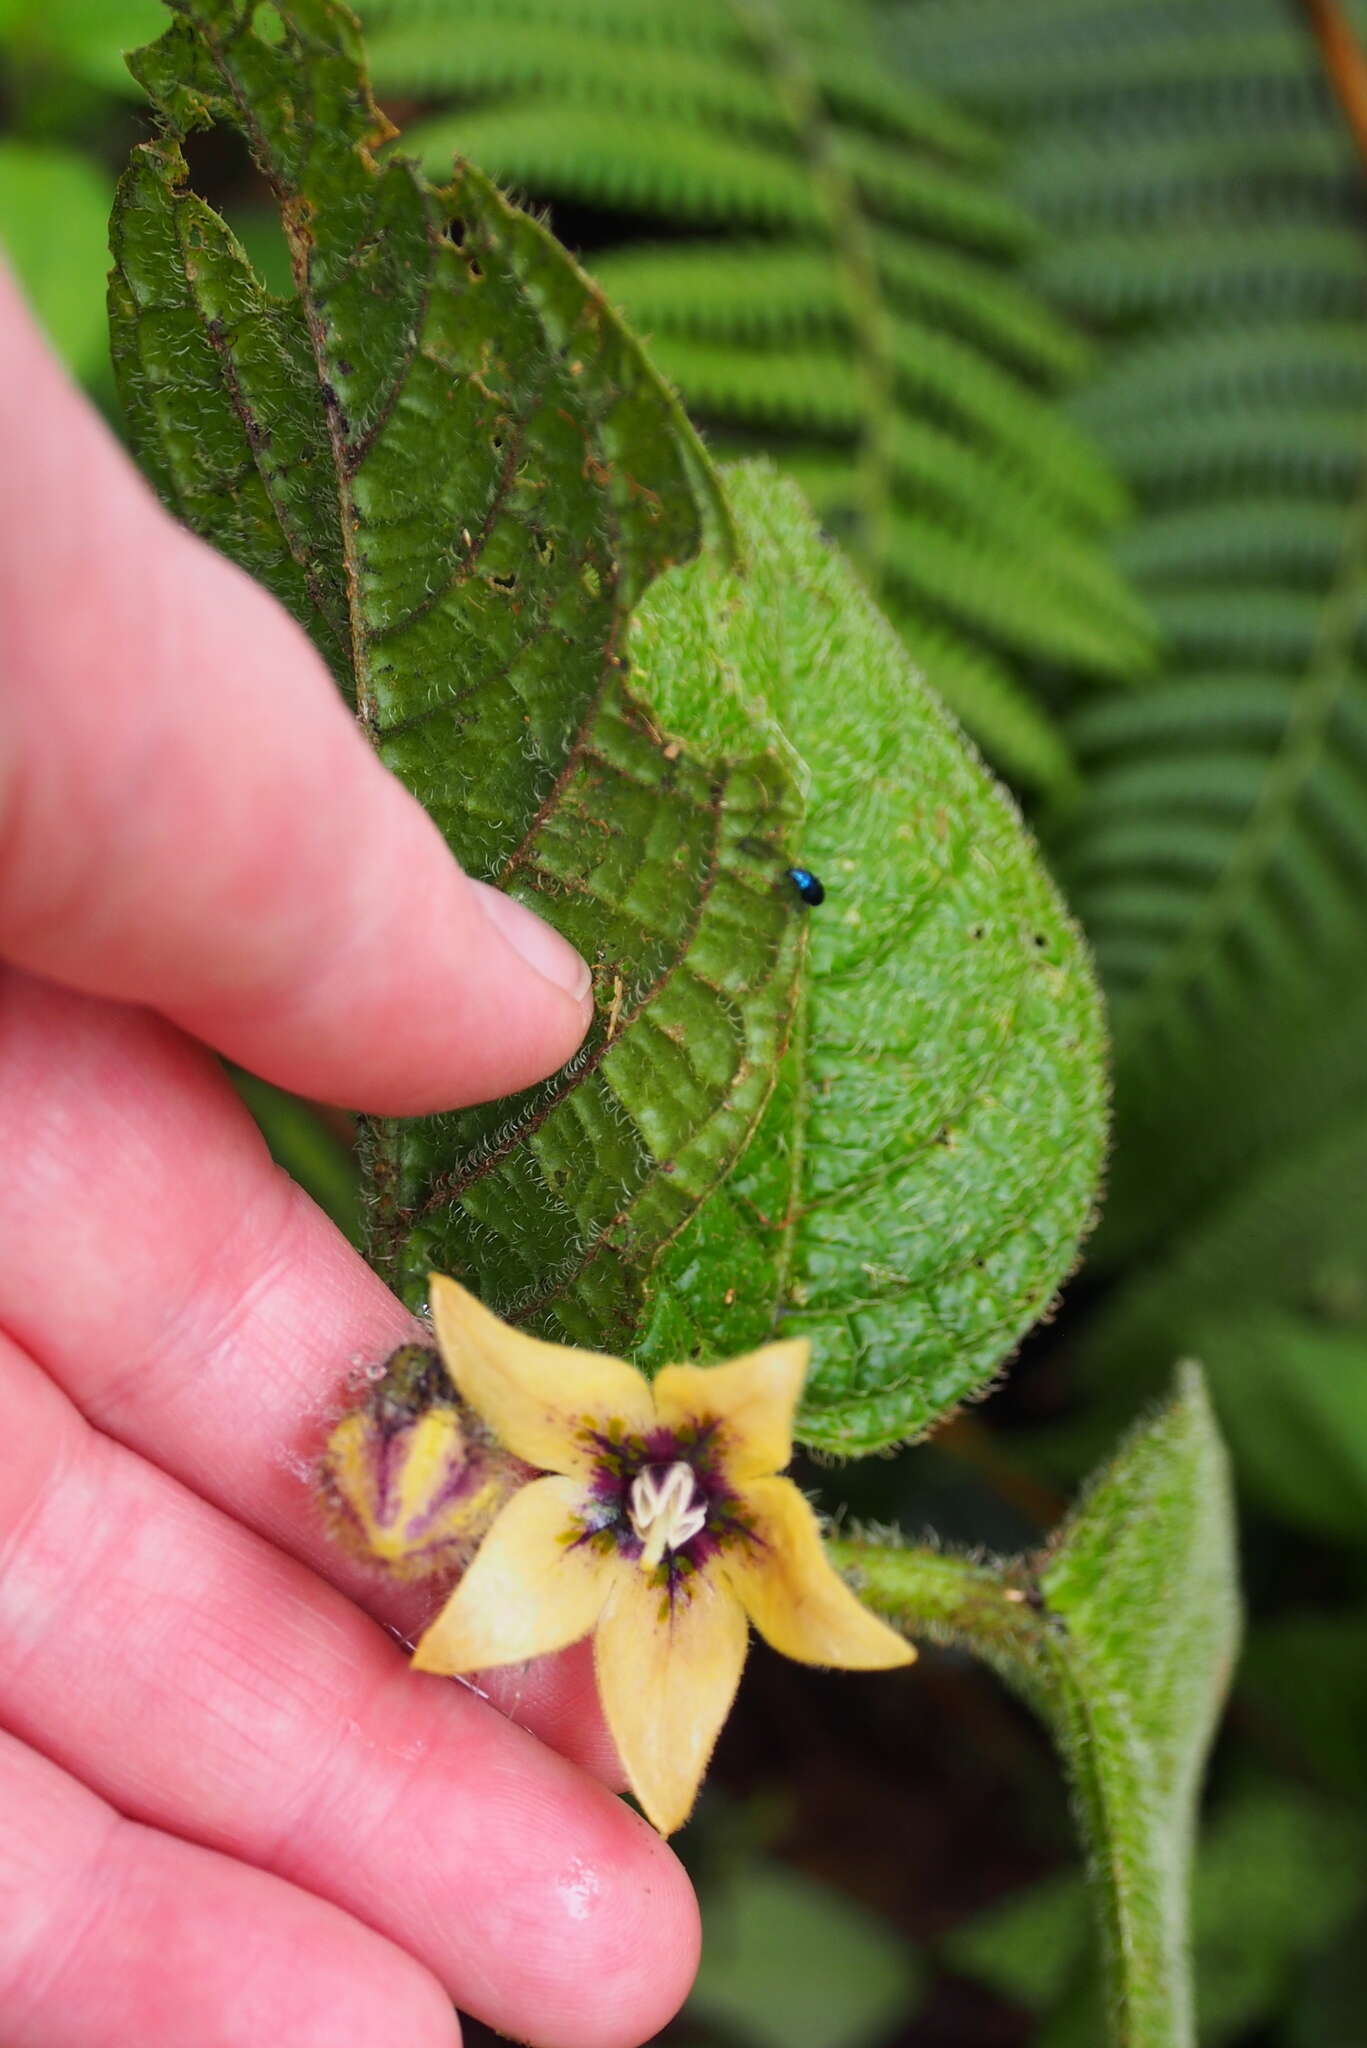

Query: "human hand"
<box><xmin>0</xmin><ymin>264</ymin><xmax>699</xmax><ymax>2048</ymax></box>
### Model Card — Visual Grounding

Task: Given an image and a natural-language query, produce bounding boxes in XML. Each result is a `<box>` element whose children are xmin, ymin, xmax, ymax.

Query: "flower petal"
<box><xmin>653</xmin><ymin>1340</ymin><xmax>810</xmax><ymax>1481</ymax></box>
<box><xmin>411</xmin><ymin>1475</ymin><xmax>614</xmax><ymax>1674</ymax></box>
<box><xmin>428</xmin><ymin>1274</ymin><xmax>655</xmax><ymax>1475</ymax></box>
<box><xmin>594</xmin><ymin>1562</ymin><xmax>749</xmax><ymax>1835</ymax></box>
<box><xmin>723</xmin><ymin>1478</ymin><xmax>916</xmax><ymax>1670</ymax></box>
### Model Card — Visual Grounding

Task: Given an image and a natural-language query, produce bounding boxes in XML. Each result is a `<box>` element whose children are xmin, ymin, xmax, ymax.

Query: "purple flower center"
<box><xmin>574</xmin><ymin>1418</ymin><xmax>750</xmax><ymax>1580</ymax></box>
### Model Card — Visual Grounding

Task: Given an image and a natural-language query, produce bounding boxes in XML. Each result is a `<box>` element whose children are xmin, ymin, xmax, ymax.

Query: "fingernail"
<box><xmin>471</xmin><ymin>879</ymin><xmax>593</xmax><ymax>1004</ymax></box>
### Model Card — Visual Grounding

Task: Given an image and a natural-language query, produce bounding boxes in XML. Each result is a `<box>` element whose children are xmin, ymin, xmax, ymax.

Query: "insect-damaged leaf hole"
<box><xmin>180</xmin><ymin>120</ymin><xmax>298</xmax><ymax>300</ymax></box>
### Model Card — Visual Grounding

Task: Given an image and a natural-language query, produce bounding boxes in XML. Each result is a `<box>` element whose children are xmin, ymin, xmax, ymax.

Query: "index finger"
<box><xmin>0</xmin><ymin>266</ymin><xmax>591</xmax><ymax>1114</ymax></box>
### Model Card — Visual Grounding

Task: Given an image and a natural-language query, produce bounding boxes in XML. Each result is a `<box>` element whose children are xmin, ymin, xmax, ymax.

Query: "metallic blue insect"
<box><xmin>785</xmin><ymin>866</ymin><xmax>826</xmax><ymax>907</ymax></box>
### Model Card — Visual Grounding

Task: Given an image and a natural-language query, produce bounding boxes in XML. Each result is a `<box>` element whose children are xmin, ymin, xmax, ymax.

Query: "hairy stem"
<box><xmin>832</xmin><ymin>1533</ymin><xmax>1198</xmax><ymax>2048</ymax></box>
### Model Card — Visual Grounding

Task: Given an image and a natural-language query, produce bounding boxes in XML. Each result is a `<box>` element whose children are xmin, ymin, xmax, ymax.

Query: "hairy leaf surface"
<box><xmin>1039</xmin><ymin>1367</ymin><xmax>1241</xmax><ymax>2048</ymax></box>
<box><xmin>631</xmin><ymin>466</ymin><xmax>1107</xmax><ymax>1451</ymax></box>
<box><xmin>109</xmin><ymin>0</ymin><xmax>804</xmax><ymax>1345</ymax></box>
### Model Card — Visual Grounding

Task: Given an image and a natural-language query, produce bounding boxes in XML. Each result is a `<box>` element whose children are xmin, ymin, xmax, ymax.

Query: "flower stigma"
<box><xmin>628</xmin><ymin>1459</ymin><xmax>709</xmax><ymax>1571</ymax></box>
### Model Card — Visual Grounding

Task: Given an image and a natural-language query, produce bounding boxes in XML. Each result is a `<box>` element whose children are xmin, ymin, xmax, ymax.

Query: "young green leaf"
<box><xmin>109</xmin><ymin>0</ymin><xmax>809</xmax><ymax>1348</ymax></box>
<box><xmin>836</xmin><ymin>1366</ymin><xmax>1242</xmax><ymax>2048</ymax></box>
<box><xmin>632</xmin><ymin>463</ymin><xmax>1107</xmax><ymax>1451</ymax></box>
<box><xmin>1040</xmin><ymin>1363</ymin><xmax>1242</xmax><ymax>2048</ymax></box>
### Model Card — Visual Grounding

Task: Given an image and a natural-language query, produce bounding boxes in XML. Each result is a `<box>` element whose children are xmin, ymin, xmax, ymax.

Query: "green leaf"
<box><xmin>942</xmin><ymin>1866</ymin><xmax>1087</xmax><ymax>2015</ymax></box>
<box><xmin>1063</xmin><ymin>1095</ymin><xmax>1367</xmax><ymax>1475</ymax></box>
<box><xmin>0</xmin><ymin>140</ymin><xmax>114</xmax><ymax>379</ymax></box>
<box><xmin>230</xmin><ymin>1072</ymin><xmax>362</xmax><ymax>1246</ymax></box>
<box><xmin>1240</xmin><ymin>1612</ymin><xmax>1367</xmax><ymax>1800</ymax></box>
<box><xmin>109</xmin><ymin>0</ymin><xmax>805</xmax><ymax>1353</ymax></box>
<box><xmin>1</xmin><ymin>0</ymin><xmax>166</xmax><ymax>93</ymax></box>
<box><xmin>109</xmin><ymin>7</ymin><xmax>1102</xmax><ymax>1433</ymax></box>
<box><xmin>380</xmin><ymin>727</ymin><xmax>805</xmax><ymax>1349</ymax></box>
<box><xmin>688</xmin><ymin>1862</ymin><xmax>922</xmax><ymax>2048</ymax></box>
<box><xmin>836</xmin><ymin>1366</ymin><xmax>1241</xmax><ymax>2047</ymax></box>
<box><xmin>632</xmin><ymin>464</ymin><xmax>1107</xmax><ymax>1451</ymax></box>
<box><xmin>111</xmin><ymin>0</ymin><xmax>721</xmax><ymax>733</ymax></box>
<box><xmin>1284</xmin><ymin>1915</ymin><xmax>1367</xmax><ymax>2048</ymax></box>
<box><xmin>943</xmin><ymin>1780</ymin><xmax>1365</xmax><ymax>2048</ymax></box>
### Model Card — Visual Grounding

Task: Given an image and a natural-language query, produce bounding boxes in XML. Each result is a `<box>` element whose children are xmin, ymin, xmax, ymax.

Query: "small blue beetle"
<box><xmin>785</xmin><ymin>866</ymin><xmax>826</xmax><ymax>907</ymax></box>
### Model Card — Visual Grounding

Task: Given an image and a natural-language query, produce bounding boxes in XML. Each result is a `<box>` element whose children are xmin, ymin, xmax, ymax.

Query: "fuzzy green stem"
<box><xmin>831</xmin><ymin>1535</ymin><xmax>1198</xmax><ymax>2048</ymax></box>
<box><xmin>827</xmin><ymin>1536</ymin><xmax>1063</xmax><ymax>1717</ymax></box>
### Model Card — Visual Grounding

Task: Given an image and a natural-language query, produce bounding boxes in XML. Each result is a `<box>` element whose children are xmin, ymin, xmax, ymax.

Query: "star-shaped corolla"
<box><xmin>411</xmin><ymin>1277</ymin><xmax>914</xmax><ymax>1834</ymax></box>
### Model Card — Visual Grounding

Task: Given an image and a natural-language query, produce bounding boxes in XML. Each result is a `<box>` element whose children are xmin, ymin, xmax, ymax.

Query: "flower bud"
<box><xmin>319</xmin><ymin>1342</ymin><xmax>526</xmax><ymax>1579</ymax></box>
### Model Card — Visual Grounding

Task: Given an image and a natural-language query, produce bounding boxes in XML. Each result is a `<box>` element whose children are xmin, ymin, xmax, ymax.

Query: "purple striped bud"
<box><xmin>319</xmin><ymin>1343</ymin><xmax>526</xmax><ymax>1579</ymax></box>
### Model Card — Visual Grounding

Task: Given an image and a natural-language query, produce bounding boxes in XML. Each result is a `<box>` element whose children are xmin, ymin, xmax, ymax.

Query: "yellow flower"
<box><xmin>411</xmin><ymin>1277</ymin><xmax>914</xmax><ymax>1834</ymax></box>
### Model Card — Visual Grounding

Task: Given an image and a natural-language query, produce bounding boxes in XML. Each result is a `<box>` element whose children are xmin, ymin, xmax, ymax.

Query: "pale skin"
<box><xmin>0</xmin><ymin>263</ymin><xmax>700</xmax><ymax>2048</ymax></box>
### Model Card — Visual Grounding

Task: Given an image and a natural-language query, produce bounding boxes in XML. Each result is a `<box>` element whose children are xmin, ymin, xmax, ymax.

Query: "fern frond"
<box><xmin>893</xmin><ymin>0</ymin><xmax>1367</xmax><ymax>1263</ymax></box>
<box><xmin>811</xmin><ymin>45</ymin><xmax>1000</xmax><ymax>161</ymax></box>
<box><xmin>1016</xmin><ymin>125</ymin><xmax>1357</xmax><ymax>232</ymax></box>
<box><xmin>1069</xmin><ymin>675</ymin><xmax>1294</xmax><ymax>756</ymax></box>
<box><xmin>1098</xmin><ymin>406</ymin><xmax>1364</xmax><ymax>502</ymax></box>
<box><xmin>887</xmin><ymin>321</ymin><xmax>1125</xmax><ymax>523</ymax></box>
<box><xmin>886</xmin><ymin>419</ymin><xmax>1141</xmax><ymax>635</ymax></box>
<box><xmin>1037</xmin><ymin>223</ymin><xmax>1367</xmax><ymax>324</ymax></box>
<box><xmin>1070</xmin><ymin>880</ymin><xmax>1202</xmax><ymax>939</ymax></box>
<box><xmin>1146</xmin><ymin>588</ymin><xmax>1324</xmax><ymax>670</ymax></box>
<box><xmin>886</xmin><ymin>412</ymin><xmax>1087</xmax><ymax>541</ymax></box>
<box><xmin>1063</xmin><ymin>815</ymin><xmax>1244</xmax><ymax>887</ymax></box>
<box><xmin>642</xmin><ymin>321</ymin><xmax>1128</xmax><ymax>552</ymax></box>
<box><xmin>593</xmin><ymin>241</ymin><xmax>847</xmax><ymax>339</ymax></box>
<box><xmin>407</xmin><ymin>106</ymin><xmax>823</xmax><ymax>227</ymax></box>
<box><xmin>874</xmin><ymin>231</ymin><xmax>1091</xmax><ymax>380</ymax></box>
<box><xmin>369</xmin><ymin>22</ymin><xmax>782</xmax><ymax>132</ymax></box>
<box><xmin>890</xmin><ymin>1</ymin><xmax>1326</xmax><ymax>116</ymax></box>
<box><xmin>754</xmin><ymin>434</ymin><xmax>1148</xmax><ymax>683</ymax></box>
<box><xmin>1064</xmin><ymin>750</ymin><xmax>1270</xmax><ymax>820</ymax></box>
<box><xmin>1073</xmin><ymin>322</ymin><xmax>1367</xmax><ymax>437</ymax></box>
<box><xmin>1113</xmin><ymin>502</ymin><xmax>1347</xmax><ymax>588</ymax></box>
<box><xmin>370</xmin><ymin>0</ymin><xmax>744</xmax><ymax>52</ymax></box>
<box><xmin>1074</xmin><ymin>1090</ymin><xmax>1367</xmax><ymax>1417</ymax></box>
<box><xmin>594</xmin><ymin>232</ymin><xmax>1089</xmax><ymax>381</ymax></box>
<box><xmin>881</xmin><ymin>593</ymin><xmax>1082</xmax><ymax>794</ymax></box>
<box><xmin>632</xmin><ymin>334</ymin><xmax>862</xmax><ymax>430</ymax></box>
<box><xmin>830</xmin><ymin>126</ymin><xmax>1032</xmax><ymax>251</ymax></box>
<box><xmin>883</xmin><ymin>507</ymin><xmax>1148</xmax><ymax>678</ymax></box>
<box><xmin>356</xmin><ymin>0</ymin><xmax>1148</xmax><ymax>796</ymax></box>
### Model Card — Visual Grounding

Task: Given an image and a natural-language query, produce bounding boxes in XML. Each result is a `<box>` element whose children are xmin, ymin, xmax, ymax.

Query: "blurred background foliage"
<box><xmin>5</xmin><ymin>0</ymin><xmax>1367</xmax><ymax>2040</ymax></box>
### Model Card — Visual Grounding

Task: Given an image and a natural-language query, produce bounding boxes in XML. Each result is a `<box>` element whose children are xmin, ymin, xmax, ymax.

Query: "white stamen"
<box><xmin>628</xmin><ymin>1460</ymin><xmax>707</xmax><ymax>1570</ymax></box>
